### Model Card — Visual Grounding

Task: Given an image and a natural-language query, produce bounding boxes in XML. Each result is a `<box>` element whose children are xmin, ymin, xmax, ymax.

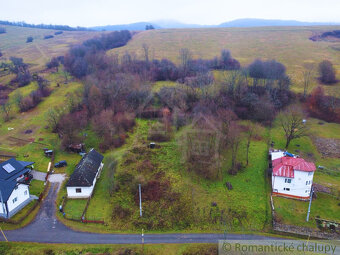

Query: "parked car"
<box><xmin>54</xmin><ymin>160</ymin><xmax>67</xmax><ymax>168</ymax></box>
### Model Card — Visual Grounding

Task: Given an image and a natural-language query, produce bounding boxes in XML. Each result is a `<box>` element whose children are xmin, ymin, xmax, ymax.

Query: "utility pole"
<box><xmin>142</xmin><ymin>228</ymin><xmax>144</xmax><ymax>255</ymax></box>
<box><xmin>139</xmin><ymin>184</ymin><xmax>142</xmax><ymax>217</ymax></box>
<box><xmin>306</xmin><ymin>187</ymin><xmax>314</xmax><ymax>222</ymax></box>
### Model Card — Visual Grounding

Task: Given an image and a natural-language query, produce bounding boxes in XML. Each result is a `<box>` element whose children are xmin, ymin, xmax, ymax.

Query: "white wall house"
<box><xmin>270</xmin><ymin>151</ymin><xmax>316</xmax><ymax>200</ymax></box>
<box><xmin>66</xmin><ymin>149</ymin><xmax>104</xmax><ymax>199</ymax></box>
<box><xmin>0</xmin><ymin>159</ymin><xmax>34</xmax><ymax>218</ymax></box>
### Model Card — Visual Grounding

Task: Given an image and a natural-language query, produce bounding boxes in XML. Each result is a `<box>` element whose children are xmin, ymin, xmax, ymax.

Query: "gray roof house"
<box><xmin>66</xmin><ymin>149</ymin><xmax>104</xmax><ymax>198</ymax></box>
<box><xmin>0</xmin><ymin>158</ymin><xmax>34</xmax><ymax>218</ymax></box>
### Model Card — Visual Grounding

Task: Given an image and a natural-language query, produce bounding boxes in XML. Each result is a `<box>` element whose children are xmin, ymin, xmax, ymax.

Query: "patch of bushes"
<box><xmin>0</xmin><ymin>27</ymin><xmax>5</xmax><ymax>34</ymax></box>
<box><xmin>44</xmin><ymin>35</ymin><xmax>54</xmax><ymax>39</ymax></box>
<box><xmin>9</xmin><ymin>57</ymin><xmax>32</xmax><ymax>87</ymax></box>
<box><xmin>26</xmin><ymin>36</ymin><xmax>33</xmax><ymax>43</ymax></box>
<box><xmin>17</xmin><ymin>77</ymin><xmax>51</xmax><ymax>112</ymax></box>
<box><xmin>306</xmin><ymin>86</ymin><xmax>340</xmax><ymax>123</ymax></box>
<box><xmin>319</xmin><ymin>60</ymin><xmax>337</xmax><ymax>84</ymax></box>
<box><xmin>54</xmin><ymin>31</ymin><xmax>63</xmax><ymax>35</ymax></box>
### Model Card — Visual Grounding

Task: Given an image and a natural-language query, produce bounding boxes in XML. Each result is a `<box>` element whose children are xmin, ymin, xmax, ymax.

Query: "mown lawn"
<box><xmin>29</xmin><ymin>180</ymin><xmax>45</xmax><ymax>196</ymax></box>
<box><xmin>64</xmin><ymin>199</ymin><xmax>87</xmax><ymax>220</ymax></box>
<box><xmin>273</xmin><ymin>193</ymin><xmax>340</xmax><ymax>229</ymax></box>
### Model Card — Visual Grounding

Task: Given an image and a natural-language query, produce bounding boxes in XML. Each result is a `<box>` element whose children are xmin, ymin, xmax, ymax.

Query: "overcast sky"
<box><xmin>1</xmin><ymin>0</ymin><xmax>340</xmax><ymax>27</ymax></box>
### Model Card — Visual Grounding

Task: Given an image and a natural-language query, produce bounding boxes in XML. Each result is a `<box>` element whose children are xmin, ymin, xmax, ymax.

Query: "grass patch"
<box><xmin>273</xmin><ymin>193</ymin><xmax>340</xmax><ymax>229</ymax></box>
<box><xmin>64</xmin><ymin>199</ymin><xmax>87</xmax><ymax>219</ymax></box>
<box><xmin>29</xmin><ymin>180</ymin><xmax>45</xmax><ymax>196</ymax></box>
<box><xmin>0</xmin><ymin>242</ymin><xmax>219</xmax><ymax>255</ymax></box>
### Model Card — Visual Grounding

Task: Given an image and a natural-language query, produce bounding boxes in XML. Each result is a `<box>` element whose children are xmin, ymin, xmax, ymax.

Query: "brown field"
<box><xmin>0</xmin><ymin>25</ymin><xmax>98</xmax><ymax>72</ymax></box>
<box><xmin>109</xmin><ymin>26</ymin><xmax>340</xmax><ymax>94</ymax></box>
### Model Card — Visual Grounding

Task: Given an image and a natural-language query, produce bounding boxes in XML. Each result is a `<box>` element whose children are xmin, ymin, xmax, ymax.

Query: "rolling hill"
<box><xmin>0</xmin><ymin>25</ymin><xmax>97</xmax><ymax>72</ymax></box>
<box><xmin>108</xmin><ymin>26</ymin><xmax>340</xmax><ymax>95</ymax></box>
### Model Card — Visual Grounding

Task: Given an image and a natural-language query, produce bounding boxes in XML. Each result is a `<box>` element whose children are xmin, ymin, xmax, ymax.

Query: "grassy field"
<box><xmin>110</xmin><ymin>26</ymin><xmax>340</xmax><ymax>95</ymax></box>
<box><xmin>0</xmin><ymin>25</ymin><xmax>97</xmax><ymax>72</ymax></box>
<box><xmin>0</xmin><ymin>71</ymin><xmax>84</xmax><ymax>172</ymax></box>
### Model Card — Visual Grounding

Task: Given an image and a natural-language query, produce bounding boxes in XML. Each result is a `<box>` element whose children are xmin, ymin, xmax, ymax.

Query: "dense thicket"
<box><xmin>16</xmin><ymin>76</ymin><xmax>51</xmax><ymax>112</ymax></box>
<box><xmin>58</xmin><ymin>31</ymin><xmax>293</xmax><ymax>153</ymax></box>
<box><xmin>64</xmin><ymin>30</ymin><xmax>132</xmax><ymax>78</ymax></box>
<box><xmin>0</xmin><ymin>20</ymin><xmax>89</xmax><ymax>31</ymax></box>
<box><xmin>0</xmin><ymin>27</ymin><xmax>5</xmax><ymax>34</ymax></box>
<box><xmin>9</xmin><ymin>57</ymin><xmax>32</xmax><ymax>87</ymax></box>
<box><xmin>306</xmin><ymin>86</ymin><xmax>340</xmax><ymax>123</ymax></box>
<box><xmin>26</xmin><ymin>36</ymin><xmax>33</xmax><ymax>43</ymax></box>
<box><xmin>318</xmin><ymin>60</ymin><xmax>337</xmax><ymax>84</ymax></box>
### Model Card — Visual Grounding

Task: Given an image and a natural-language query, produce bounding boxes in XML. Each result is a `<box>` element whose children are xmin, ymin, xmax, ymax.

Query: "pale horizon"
<box><xmin>1</xmin><ymin>0</ymin><xmax>340</xmax><ymax>27</ymax></box>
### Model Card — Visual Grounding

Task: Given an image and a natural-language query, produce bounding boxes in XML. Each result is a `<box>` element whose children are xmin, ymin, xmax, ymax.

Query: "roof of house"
<box><xmin>66</xmin><ymin>149</ymin><xmax>104</xmax><ymax>187</ymax></box>
<box><xmin>0</xmin><ymin>179</ymin><xmax>17</xmax><ymax>203</ymax></box>
<box><xmin>272</xmin><ymin>157</ymin><xmax>316</xmax><ymax>178</ymax></box>
<box><xmin>0</xmin><ymin>158</ymin><xmax>33</xmax><ymax>202</ymax></box>
<box><xmin>0</xmin><ymin>158</ymin><xmax>33</xmax><ymax>181</ymax></box>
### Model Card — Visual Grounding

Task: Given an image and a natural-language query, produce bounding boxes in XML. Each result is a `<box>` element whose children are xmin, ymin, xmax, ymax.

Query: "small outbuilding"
<box><xmin>66</xmin><ymin>149</ymin><xmax>104</xmax><ymax>198</ymax></box>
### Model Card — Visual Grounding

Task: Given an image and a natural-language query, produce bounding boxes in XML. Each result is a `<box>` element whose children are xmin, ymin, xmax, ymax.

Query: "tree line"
<box><xmin>0</xmin><ymin>20</ymin><xmax>90</xmax><ymax>31</ymax></box>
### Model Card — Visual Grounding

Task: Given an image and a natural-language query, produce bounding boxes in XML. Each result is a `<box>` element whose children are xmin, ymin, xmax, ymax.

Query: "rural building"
<box><xmin>0</xmin><ymin>158</ymin><xmax>34</xmax><ymax>218</ymax></box>
<box><xmin>270</xmin><ymin>150</ymin><xmax>316</xmax><ymax>200</ymax></box>
<box><xmin>66</xmin><ymin>149</ymin><xmax>104</xmax><ymax>198</ymax></box>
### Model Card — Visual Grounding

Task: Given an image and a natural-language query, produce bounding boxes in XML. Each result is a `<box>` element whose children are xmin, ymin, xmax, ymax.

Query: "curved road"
<box><xmin>1</xmin><ymin>183</ymin><xmax>278</xmax><ymax>244</ymax></box>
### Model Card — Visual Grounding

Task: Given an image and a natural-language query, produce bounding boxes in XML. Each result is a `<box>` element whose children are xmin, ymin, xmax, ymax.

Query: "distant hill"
<box><xmin>218</xmin><ymin>18</ymin><xmax>340</xmax><ymax>27</ymax></box>
<box><xmin>91</xmin><ymin>18</ymin><xmax>340</xmax><ymax>31</ymax></box>
<box><xmin>91</xmin><ymin>22</ymin><xmax>161</xmax><ymax>31</ymax></box>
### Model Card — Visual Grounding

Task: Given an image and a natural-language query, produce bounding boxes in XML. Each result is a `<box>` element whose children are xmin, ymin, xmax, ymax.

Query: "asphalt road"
<box><xmin>1</xmin><ymin>183</ymin><xmax>278</xmax><ymax>244</ymax></box>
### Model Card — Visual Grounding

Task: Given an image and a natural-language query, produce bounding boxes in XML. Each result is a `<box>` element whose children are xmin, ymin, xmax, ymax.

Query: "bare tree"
<box><xmin>228</xmin><ymin>122</ymin><xmax>242</xmax><ymax>175</ymax></box>
<box><xmin>278</xmin><ymin>107</ymin><xmax>309</xmax><ymax>149</ymax></box>
<box><xmin>46</xmin><ymin>107</ymin><xmax>63</xmax><ymax>133</ymax></box>
<box><xmin>179</xmin><ymin>48</ymin><xmax>192</xmax><ymax>76</ymax></box>
<box><xmin>142</xmin><ymin>43</ymin><xmax>149</xmax><ymax>63</ymax></box>
<box><xmin>302</xmin><ymin>63</ymin><xmax>314</xmax><ymax>99</ymax></box>
<box><xmin>0</xmin><ymin>102</ymin><xmax>12</xmax><ymax>122</ymax></box>
<box><xmin>245</xmin><ymin>121</ymin><xmax>260</xmax><ymax>166</ymax></box>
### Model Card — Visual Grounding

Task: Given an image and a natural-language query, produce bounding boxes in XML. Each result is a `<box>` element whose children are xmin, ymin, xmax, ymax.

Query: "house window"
<box><xmin>284</xmin><ymin>188</ymin><xmax>290</xmax><ymax>191</ymax></box>
<box><xmin>308</xmin><ymin>172</ymin><xmax>313</xmax><ymax>176</ymax></box>
<box><xmin>306</xmin><ymin>181</ymin><xmax>311</xmax><ymax>185</ymax></box>
<box><xmin>285</xmin><ymin>179</ymin><xmax>292</xmax><ymax>183</ymax></box>
<box><xmin>12</xmin><ymin>197</ymin><xmax>18</xmax><ymax>203</ymax></box>
<box><xmin>76</xmin><ymin>188</ymin><xmax>82</xmax><ymax>193</ymax></box>
<box><xmin>24</xmin><ymin>190</ymin><xmax>27</xmax><ymax>196</ymax></box>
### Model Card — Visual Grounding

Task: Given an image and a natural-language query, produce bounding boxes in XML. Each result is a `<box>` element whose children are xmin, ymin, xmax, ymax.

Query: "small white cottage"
<box><xmin>66</xmin><ymin>149</ymin><xmax>104</xmax><ymax>198</ymax></box>
<box><xmin>0</xmin><ymin>158</ymin><xmax>34</xmax><ymax>218</ymax></box>
<box><xmin>270</xmin><ymin>150</ymin><xmax>316</xmax><ymax>200</ymax></box>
